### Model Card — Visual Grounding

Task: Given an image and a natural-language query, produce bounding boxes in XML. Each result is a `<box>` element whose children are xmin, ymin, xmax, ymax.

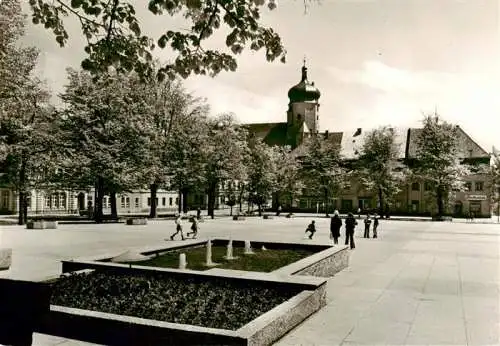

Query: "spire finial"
<box><xmin>301</xmin><ymin>56</ymin><xmax>308</xmax><ymax>81</ymax></box>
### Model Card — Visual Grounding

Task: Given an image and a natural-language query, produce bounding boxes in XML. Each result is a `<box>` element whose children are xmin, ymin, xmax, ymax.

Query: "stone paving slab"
<box><xmin>0</xmin><ymin>216</ymin><xmax>496</xmax><ymax>346</ymax></box>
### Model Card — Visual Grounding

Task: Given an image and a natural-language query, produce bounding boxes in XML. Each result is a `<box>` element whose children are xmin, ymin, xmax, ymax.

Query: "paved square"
<box><xmin>1</xmin><ymin>216</ymin><xmax>498</xmax><ymax>345</ymax></box>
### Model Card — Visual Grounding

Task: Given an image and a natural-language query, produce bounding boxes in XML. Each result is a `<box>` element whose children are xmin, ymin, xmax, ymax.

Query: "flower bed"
<box><xmin>50</xmin><ymin>270</ymin><xmax>301</xmax><ymax>331</ymax></box>
<box><xmin>136</xmin><ymin>246</ymin><xmax>317</xmax><ymax>272</ymax></box>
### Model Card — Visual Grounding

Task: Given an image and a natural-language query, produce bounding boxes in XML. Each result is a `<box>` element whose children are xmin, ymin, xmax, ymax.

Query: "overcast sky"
<box><xmin>22</xmin><ymin>0</ymin><xmax>499</xmax><ymax>152</ymax></box>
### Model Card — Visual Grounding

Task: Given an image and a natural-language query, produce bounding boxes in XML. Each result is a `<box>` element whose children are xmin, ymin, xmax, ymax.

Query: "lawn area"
<box><xmin>135</xmin><ymin>245</ymin><xmax>318</xmax><ymax>272</ymax></box>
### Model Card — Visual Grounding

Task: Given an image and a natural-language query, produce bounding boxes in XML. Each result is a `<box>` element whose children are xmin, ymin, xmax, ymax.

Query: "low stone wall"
<box><xmin>0</xmin><ymin>278</ymin><xmax>51</xmax><ymax>346</ymax></box>
<box><xmin>126</xmin><ymin>218</ymin><xmax>148</xmax><ymax>225</ymax></box>
<box><xmin>240</xmin><ymin>285</ymin><xmax>327</xmax><ymax>346</ymax></box>
<box><xmin>39</xmin><ymin>265</ymin><xmax>327</xmax><ymax>346</ymax></box>
<box><xmin>54</xmin><ymin>240</ymin><xmax>348</xmax><ymax>345</ymax></box>
<box><xmin>26</xmin><ymin>221</ymin><xmax>45</xmax><ymax>229</ymax></box>
<box><xmin>273</xmin><ymin>246</ymin><xmax>349</xmax><ymax>278</ymax></box>
<box><xmin>0</xmin><ymin>248</ymin><xmax>12</xmax><ymax>270</ymax></box>
<box><xmin>26</xmin><ymin>221</ymin><xmax>58</xmax><ymax>229</ymax></box>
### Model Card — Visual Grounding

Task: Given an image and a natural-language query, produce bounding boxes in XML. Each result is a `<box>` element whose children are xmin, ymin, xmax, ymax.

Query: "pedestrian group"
<box><xmin>305</xmin><ymin>210</ymin><xmax>381</xmax><ymax>249</ymax></box>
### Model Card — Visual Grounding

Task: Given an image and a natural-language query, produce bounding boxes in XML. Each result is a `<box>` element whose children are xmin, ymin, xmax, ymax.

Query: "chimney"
<box><xmin>324</xmin><ymin>130</ymin><xmax>329</xmax><ymax>139</ymax></box>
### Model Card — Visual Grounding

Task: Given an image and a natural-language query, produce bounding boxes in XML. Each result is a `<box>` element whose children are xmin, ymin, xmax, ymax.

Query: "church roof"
<box><xmin>244</xmin><ymin>122</ymin><xmax>288</xmax><ymax>146</ymax></box>
<box><xmin>287</xmin><ymin>62</ymin><xmax>321</xmax><ymax>103</ymax></box>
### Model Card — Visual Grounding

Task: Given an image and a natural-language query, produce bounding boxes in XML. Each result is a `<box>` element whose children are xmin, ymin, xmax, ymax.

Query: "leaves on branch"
<box><xmin>29</xmin><ymin>0</ymin><xmax>288</xmax><ymax>80</ymax></box>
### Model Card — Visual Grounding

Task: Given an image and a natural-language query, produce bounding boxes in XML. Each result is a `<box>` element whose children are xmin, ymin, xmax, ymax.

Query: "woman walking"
<box><xmin>330</xmin><ymin>210</ymin><xmax>342</xmax><ymax>245</ymax></box>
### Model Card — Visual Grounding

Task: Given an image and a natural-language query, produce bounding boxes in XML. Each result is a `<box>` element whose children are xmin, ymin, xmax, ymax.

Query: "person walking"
<box><xmin>373</xmin><ymin>213</ymin><xmax>379</xmax><ymax>238</ymax></box>
<box><xmin>330</xmin><ymin>210</ymin><xmax>342</xmax><ymax>245</ymax></box>
<box><xmin>305</xmin><ymin>220</ymin><xmax>316</xmax><ymax>239</ymax></box>
<box><xmin>169</xmin><ymin>214</ymin><xmax>185</xmax><ymax>241</ymax></box>
<box><xmin>363</xmin><ymin>214</ymin><xmax>372</xmax><ymax>238</ymax></box>
<box><xmin>187</xmin><ymin>216</ymin><xmax>199</xmax><ymax>239</ymax></box>
<box><xmin>345</xmin><ymin>212</ymin><xmax>357</xmax><ymax>249</ymax></box>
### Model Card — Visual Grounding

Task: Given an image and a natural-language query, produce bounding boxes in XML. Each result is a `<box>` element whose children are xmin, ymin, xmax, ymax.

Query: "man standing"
<box><xmin>169</xmin><ymin>214</ymin><xmax>185</xmax><ymax>241</ymax></box>
<box><xmin>330</xmin><ymin>210</ymin><xmax>342</xmax><ymax>245</ymax></box>
<box><xmin>373</xmin><ymin>213</ymin><xmax>379</xmax><ymax>238</ymax></box>
<box><xmin>345</xmin><ymin>212</ymin><xmax>357</xmax><ymax>249</ymax></box>
<box><xmin>363</xmin><ymin>214</ymin><xmax>372</xmax><ymax>238</ymax></box>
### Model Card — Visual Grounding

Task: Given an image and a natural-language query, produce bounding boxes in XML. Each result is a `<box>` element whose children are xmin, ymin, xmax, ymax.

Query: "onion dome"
<box><xmin>288</xmin><ymin>61</ymin><xmax>321</xmax><ymax>103</ymax></box>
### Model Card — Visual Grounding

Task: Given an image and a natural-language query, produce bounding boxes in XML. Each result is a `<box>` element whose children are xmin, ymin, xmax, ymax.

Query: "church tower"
<box><xmin>286</xmin><ymin>59</ymin><xmax>321</xmax><ymax>148</ymax></box>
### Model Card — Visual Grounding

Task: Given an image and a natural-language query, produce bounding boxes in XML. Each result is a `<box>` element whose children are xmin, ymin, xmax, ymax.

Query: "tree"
<box><xmin>138</xmin><ymin>70</ymin><xmax>208</xmax><ymax>217</ymax></box>
<box><xmin>246</xmin><ymin>136</ymin><xmax>276</xmax><ymax>216</ymax></box>
<box><xmin>59</xmin><ymin>69</ymin><xmax>149</xmax><ymax>222</ymax></box>
<box><xmin>203</xmin><ymin>113</ymin><xmax>248</xmax><ymax>219</ymax></box>
<box><xmin>412</xmin><ymin>113</ymin><xmax>470</xmax><ymax>218</ymax></box>
<box><xmin>272</xmin><ymin>145</ymin><xmax>303</xmax><ymax>212</ymax></box>
<box><xmin>0</xmin><ymin>0</ymin><xmax>57</xmax><ymax>225</ymax></box>
<box><xmin>300</xmin><ymin>135</ymin><xmax>345</xmax><ymax>216</ymax></box>
<box><xmin>357</xmin><ymin>126</ymin><xmax>406</xmax><ymax>215</ymax></box>
<box><xmin>165</xmin><ymin>115</ymin><xmax>208</xmax><ymax>214</ymax></box>
<box><xmin>28</xmin><ymin>0</ymin><xmax>294</xmax><ymax>80</ymax></box>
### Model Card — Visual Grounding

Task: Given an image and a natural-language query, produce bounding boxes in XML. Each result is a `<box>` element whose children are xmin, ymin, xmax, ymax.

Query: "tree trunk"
<box><xmin>94</xmin><ymin>176</ymin><xmax>104</xmax><ymax>223</ymax></box>
<box><xmin>110</xmin><ymin>191</ymin><xmax>117</xmax><ymax>219</ymax></box>
<box><xmin>207</xmin><ymin>182</ymin><xmax>217</xmax><ymax>219</ymax></box>
<box><xmin>230</xmin><ymin>205</ymin><xmax>233</xmax><ymax>216</ymax></box>
<box><xmin>149</xmin><ymin>183</ymin><xmax>158</xmax><ymax>218</ymax></box>
<box><xmin>17</xmin><ymin>191</ymin><xmax>25</xmax><ymax>225</ymax></box>
<box><xmin>238</xmin><ymin>185</ymin><xmax>245</xmax><ymax>212</ymax></box>
<box><xmin>378</xmin><ymin>186</ymin><xmax>384</xmax><ymax>215</ymax></box>
<box><xmin>257</xmin><ymin>203</ymin><xmax>262</xmax><ymax>216</ymax></box>
<box><xmin>437</xmin><ymin>187</ymin><xmax>444</xmax><ymax>217</ymax></box>
<box><xmin>177</xmin><ymin>190</ymin><xmax>182</xmax><ymax>214</ymax></box>
<box><xmin>182</xmin><ymin>189</ymin><xmax>188</xmax><ymax>214</ymax></box>
<box><xmin>324</xmin><ymin>188</ymin><xmax>329</xmax><ymax>217</ymax></box>
<box><xmin>17</xmin><ymin>158</ymin><xmax>27</xmax><ymax>225</ymax></box>
<box><xmin>275</xmin><ymin>192</ymin><xmax>281</xmax><ymax>216</ymax></box>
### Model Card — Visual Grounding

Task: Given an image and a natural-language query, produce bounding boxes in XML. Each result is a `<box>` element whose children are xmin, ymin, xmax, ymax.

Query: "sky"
<box><xmin>21</xmin><ymin>0</ymin><xmax>500</xmax><ymax>152</ymax></box>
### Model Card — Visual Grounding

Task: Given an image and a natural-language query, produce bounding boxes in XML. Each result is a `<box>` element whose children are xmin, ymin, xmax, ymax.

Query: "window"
<box><xmin>54</xmin><ymin>193</ymin><xmax>60</xmax><ymax>208</ymax></box>
<box><xmin>147</xmin><ymin>197</ymin><xmax>151</xmax><ymax>206</ymax></box>
<box><xmin>26</xmin><ymin>195</ymin><xmax>31</xmax><ymax>209</ymax></box>
<box><xmin>120</xmin><ymin>196</ymin><xmax>125</xmax><ymax>208</ymax></box>
<box><xmin>475</xmin><ymin>182</ymin><xmax>484</xmax><ymax>191</ymax></box>
<box><xmin>162</xmin><ymin>197</ymin><xmax>166</xmax><ymax>206</ymax></box>
<box><xmin>60</xmin><ymin>193</ymin><xmax>66</xmax><ymax>209</ymax></box>
<box><xmin>175</xmin><ymin>197</ymin><xmax>179</xmax><ymax>205</ymax></box>
<box><xmin>1</xmin><ymin>191</ymin><xmax>9</xmax><ymax>208</ymax></box>
<box><xmin>411</xmin><ymin>200</ymin><xmax>419</xmax><ymax>212</ymax></box>
<box><xmin>465</xmin><ymin>182</ymin><xmax>472</xmax><ymax>191</ymax></box>
<box><xmin>424</xmin><ymin>182</ymin><xmax>433</xmax><ymax>191</ymax></box>
<box><xmin>135</xmin><ymin>198</ymin><xmax>139</xmax><ymax>208</ymax></box>
<box><xmin>126</xmin><ymin>197</ymin><xmax>130</xmax><ymax>208</ymax></box>
<box><xmin>411</xmin><ymin>183</ymin><xmax>420</xmax><ymax>191</ymax></box>
<box><xmin>169</xmin><ymin>197</ymin><xmax>173</xmax><ymax>206</ymax></box>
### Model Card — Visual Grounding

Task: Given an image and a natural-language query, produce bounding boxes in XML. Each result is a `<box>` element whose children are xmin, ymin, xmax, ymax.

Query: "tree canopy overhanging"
<box><xmin>27</xmin><ymin>0</ymin><xmax>305</xmax><ymax>80</ymax></box>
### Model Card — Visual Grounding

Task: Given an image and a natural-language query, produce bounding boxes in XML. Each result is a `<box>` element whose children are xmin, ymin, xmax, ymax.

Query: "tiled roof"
<box><xmin>334</xmin><ymin>127</ymin><xmax>409</xmax><ymax>159</ymax></box>
<box><xmin>407</xmin><ymin>126</ymin><xmax>488</xmax><ymax>159</ymax></box>
<box><xmin>243</xmin><ymin>122</ymin><xmax>489</xmax><ymax>160</ymax></box>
